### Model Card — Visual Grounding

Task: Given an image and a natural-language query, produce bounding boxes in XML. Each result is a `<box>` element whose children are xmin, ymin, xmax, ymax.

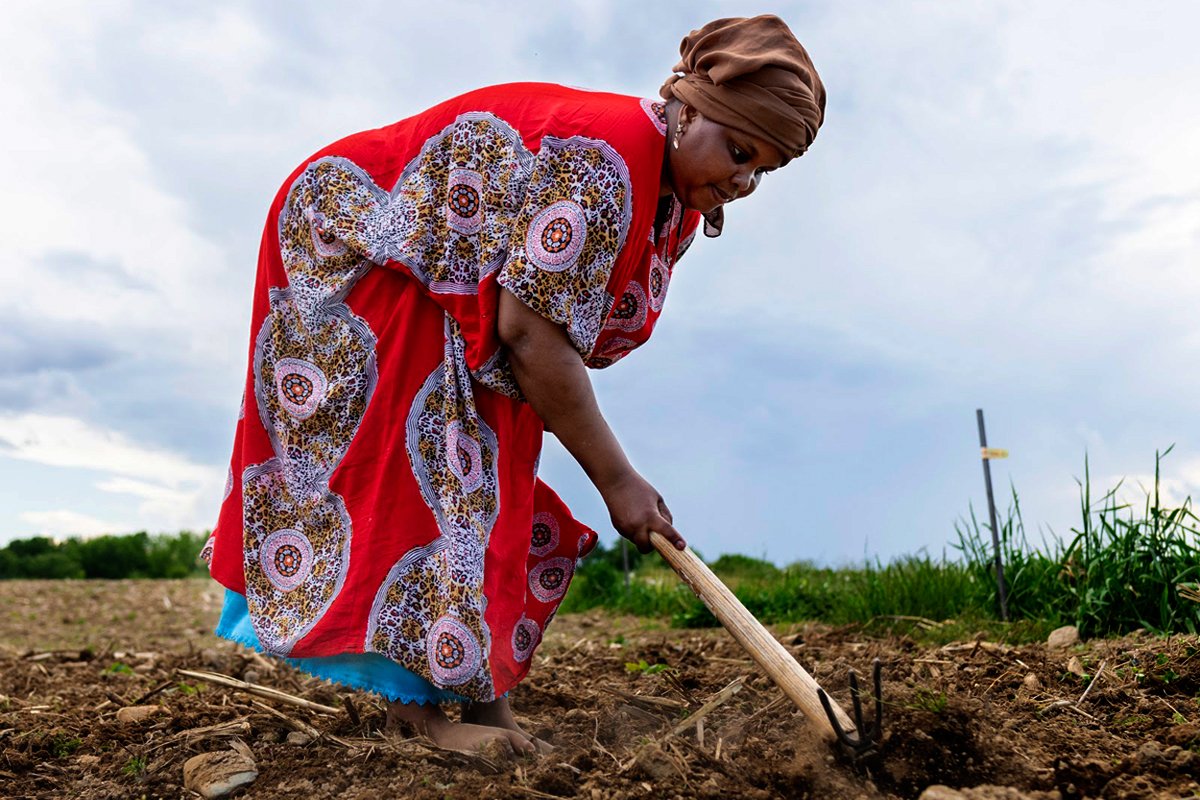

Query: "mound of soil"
<box><xmin>1</xmin><ymin>579</ymin><xmax>1199</xmax><ymax>798</ymax></box>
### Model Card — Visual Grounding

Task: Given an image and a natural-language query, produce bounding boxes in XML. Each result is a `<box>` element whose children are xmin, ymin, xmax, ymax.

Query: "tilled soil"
<box><xmin>1</xmin><ymin>579</ymin><xmax>1198</xmax><ymax>799</ymax></box>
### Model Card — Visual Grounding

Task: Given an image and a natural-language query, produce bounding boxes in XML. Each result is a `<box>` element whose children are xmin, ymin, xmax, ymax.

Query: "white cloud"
<box><xmin>0</xmin><ymin>413</ymin><xmax>224</xmax><ymax>536</ymax></box>
<box><xmin>138</xmin><ymin>7</ymin><xmax>274</xmax><ymax>102</ymax></box>
<box><xmin>0</xmin><ymin>413</ymin><xmax>217</xmax><ymax>487</ymax></box>
<box><xmin>0</xmin><ymin>2</ymin><xmax>245</xmax><ymax>383</ymax></box>
<box><xmin>19</xmin><ymin>509</ymin><xmax>124</xmax><ymax>539</ymax></box>
<box><xmin>1102</xmin><ymin>455</ymin><xmax>1200</xmax><ymax>517</ymax></box>
<box><xmin>95</xmin><ymin>475</ymin><xmax>220</xmax><ymax>533</ymax></box>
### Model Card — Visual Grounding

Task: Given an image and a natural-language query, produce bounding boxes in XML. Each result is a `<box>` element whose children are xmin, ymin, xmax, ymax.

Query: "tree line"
<box><xmin>0</xmin><ymin>532</ymin><xmax>209</xmax><ymax>579</ymax></box>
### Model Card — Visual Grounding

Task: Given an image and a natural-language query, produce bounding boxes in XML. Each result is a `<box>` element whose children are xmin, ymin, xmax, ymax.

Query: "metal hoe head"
<box><xmin>816</xmin><ymin>658</ymin><xmax>883</xmax><ymax>760</ymax></box>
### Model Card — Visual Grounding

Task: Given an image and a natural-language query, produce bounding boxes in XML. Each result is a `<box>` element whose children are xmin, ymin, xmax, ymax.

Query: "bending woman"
<box><xmin>202</xmin><ymin>15</ymin><xmax>825</xmax><ymax>754</ymax></box>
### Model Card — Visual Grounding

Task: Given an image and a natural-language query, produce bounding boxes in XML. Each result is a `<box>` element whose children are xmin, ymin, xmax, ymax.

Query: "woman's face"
<box><xmin>664</xmin><ymin>105</ymin><xmax>787</xmax><ymax>213</ymax></box>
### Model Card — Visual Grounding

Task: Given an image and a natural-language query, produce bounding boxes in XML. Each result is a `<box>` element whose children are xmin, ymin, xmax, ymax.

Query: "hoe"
<box><xmin>650</xmin><ymin>532</ymin><xmax>884</xmax><ymax>759</ymax></box>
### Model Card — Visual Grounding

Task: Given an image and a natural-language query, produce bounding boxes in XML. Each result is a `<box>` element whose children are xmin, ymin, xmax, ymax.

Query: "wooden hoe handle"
<box><xmin>650</xmin><ymin>532</ymin><xmax>856</xmax><ymax>741</ymax></box>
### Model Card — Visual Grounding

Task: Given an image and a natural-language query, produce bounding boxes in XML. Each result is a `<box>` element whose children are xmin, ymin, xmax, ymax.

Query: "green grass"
<box><xmin>122</xmin><ymin>755</ymin><xmax>147</xmax><ymax>776</ymax></box>
<box><xmin>49</xmin><ymin>734</ymin><xmax>82</xmax><ymax>758</ymax></box>
<box><xmin>624</xmin><ymin>659</ymin><xmax>673</xmax><ymax>675</ymax></box>
<box><xmin>564</xmin><ymin>450</ymin><xmax>1200</xmax><ymax>638</ymax></box>
<box><xmin>956</xmin><ymin>448</ymin><xmax>1200</xmax><ymax>636</ymax></box>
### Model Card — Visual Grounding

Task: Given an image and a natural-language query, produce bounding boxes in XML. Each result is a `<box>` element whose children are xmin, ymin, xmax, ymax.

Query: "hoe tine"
<box><xmin>817</xmin><ymin>658</ymin><xmax>884</xmax><ymax>760</ymax></box>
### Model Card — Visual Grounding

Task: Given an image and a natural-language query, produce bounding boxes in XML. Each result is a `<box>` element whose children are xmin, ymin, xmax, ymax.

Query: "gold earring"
<box><xmin>673</xmin><ymin>120</ymin><xmax>684</xmax><ymax>149</ymax></box>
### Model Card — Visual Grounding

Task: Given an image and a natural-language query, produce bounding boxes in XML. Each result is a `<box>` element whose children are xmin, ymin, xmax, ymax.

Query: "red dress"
<box><xmin>204</xmin><ymin>83</ymin><xmax>700</xmax><ymax>702</ymax></box>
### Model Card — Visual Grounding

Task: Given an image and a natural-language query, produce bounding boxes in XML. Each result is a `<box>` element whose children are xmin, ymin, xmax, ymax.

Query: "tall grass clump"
<box><xmin>565</xmin><ymin>450</ymin><xmax>1200</xmax><ymax>637</ymax></box>
<box><xmin>957</xmin><ymin>449</ymin><xmax>1200</xmax><ymax>636</ymax></box>
<box><xmin>955</xmin><ymin>491</ymin><xmax>1068</xmax><ymax>624</ymax></box>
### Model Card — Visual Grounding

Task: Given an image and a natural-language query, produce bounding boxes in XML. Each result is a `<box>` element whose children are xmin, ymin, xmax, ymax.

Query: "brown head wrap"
<box><xmin>660</xmin><ymin>15</ymin><xmax>826</xmax><ymax>162</ymax></box>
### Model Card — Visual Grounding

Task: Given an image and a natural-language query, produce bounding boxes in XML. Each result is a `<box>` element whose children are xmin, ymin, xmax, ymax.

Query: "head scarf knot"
<box><xmin>660</xmin><ymin>15</ymin><xmax>826</xmax><ymax>162</ymax></box>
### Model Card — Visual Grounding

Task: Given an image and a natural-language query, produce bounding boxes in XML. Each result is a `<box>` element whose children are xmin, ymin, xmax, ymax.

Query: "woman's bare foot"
<box><xmin>386</xmin><ymin>699</ymin><xmax>535</xmax><ymax>755</ymax></box>
<box><xmin>461</xmin><ymin>697</ymin><xmax>553</xmax><ymax>753</ymax></box>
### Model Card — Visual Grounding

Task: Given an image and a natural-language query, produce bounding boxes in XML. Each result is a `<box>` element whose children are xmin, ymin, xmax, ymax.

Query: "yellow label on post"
<box><xmin>981</xmin><ymin>448</ymin><xmax>1009</xmax><ymax>459</ymax></box>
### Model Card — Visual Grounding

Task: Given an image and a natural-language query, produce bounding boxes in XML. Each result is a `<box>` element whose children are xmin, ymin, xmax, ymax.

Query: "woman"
<box><xmin>202</xmin><ymin>15</ymin><xmax>825</xmax><ymax>754</ymax></box>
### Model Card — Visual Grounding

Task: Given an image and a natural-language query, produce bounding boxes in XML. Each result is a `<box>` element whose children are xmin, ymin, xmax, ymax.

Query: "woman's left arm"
<box><xmin>497</xmin><ymin>287</ymin><xmax>686</xmax><ymax>554</ymax></box>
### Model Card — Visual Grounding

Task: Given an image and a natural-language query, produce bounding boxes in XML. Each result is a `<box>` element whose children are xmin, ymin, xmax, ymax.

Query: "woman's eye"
<box><xmin>730</xmin><ymin>144</ymin><xmax>748</xmax><ymax>163</ymax></box>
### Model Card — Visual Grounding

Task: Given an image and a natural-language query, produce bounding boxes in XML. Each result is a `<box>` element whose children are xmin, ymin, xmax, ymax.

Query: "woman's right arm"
<box><xmin>496</xmin><ymin>287</ymin><xmax>686</xmax><ymax>553</ymax></box>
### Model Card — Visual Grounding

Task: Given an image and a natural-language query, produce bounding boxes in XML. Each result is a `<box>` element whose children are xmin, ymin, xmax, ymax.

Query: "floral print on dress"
<box><xmin>364</xmin><ymin>319</ymin><xmax>500</xmax><ymax>699</ymax></box>
<box><xmin>241</xmin><ymin>462</ymin><xmax>353</xmax><ymax>653</ymax></box>
<box><xmin>586</xmin><ymin>193</ymin><xmax>695</xmax><ymax>369</ymax></box>
<box><xmin>373</xmin><ymin>113</ymin><xmax>535</xmax><ymax>294</ymax></box>
<box><xmin>241</xmin><ymin>157</ymin><xmax>381</xmax><ymax>656</ymax></box>
<box><xmin>514</xmin><ymin>504</ymin><xmax>595</xmax><ymax>664</ymax></box>
<box><xmin>498</xmin><ymin>135</ymin><xmax>634</xmax><ymax>357</ymax></box>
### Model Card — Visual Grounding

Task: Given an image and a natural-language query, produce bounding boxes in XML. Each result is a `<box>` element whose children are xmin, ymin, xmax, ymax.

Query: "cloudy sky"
<box><xmin>2</xmin><ymin>1</ymin><xmax>1198</xmax><ymax>565</ymax></box>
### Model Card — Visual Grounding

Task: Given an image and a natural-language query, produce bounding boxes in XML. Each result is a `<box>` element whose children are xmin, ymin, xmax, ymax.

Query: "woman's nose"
<box><xmin>733</xmin><ymin>169</ymin><xmax>760</xmax><ymax>195</ymax></box>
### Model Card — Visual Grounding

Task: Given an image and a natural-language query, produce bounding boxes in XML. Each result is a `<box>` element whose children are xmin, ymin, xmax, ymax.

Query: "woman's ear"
<box><xmin>678</xmin><ymin>103</ymin><xmax>698</xmax><ymax>129</ymax></box>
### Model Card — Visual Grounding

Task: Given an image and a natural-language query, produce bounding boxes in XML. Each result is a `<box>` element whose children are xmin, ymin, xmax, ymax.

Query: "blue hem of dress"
<box><xmin>214</xmin><ymin>589</ymin><xmax>469</xmax><ymax>706</ymax></box>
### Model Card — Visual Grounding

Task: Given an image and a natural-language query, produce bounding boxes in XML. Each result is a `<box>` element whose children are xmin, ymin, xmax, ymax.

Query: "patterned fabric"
<box><xmin>216</xmin><ymin>589</ymin><xmax>470</xmax><ymax>705</ymax></box>
<box><xmin>497</xmin><ymin>135</ymin><xmax>633</xmax><ymax>356</ymax></box>
<box><xmin>208</xmin><ymin>84</ymin><xmax>700</xmax><ymax>702</ymax></box>
<box><xmin>364</xmin><ymin>319</ymin><xmax>500</xmax><ymax>698</ymax></box>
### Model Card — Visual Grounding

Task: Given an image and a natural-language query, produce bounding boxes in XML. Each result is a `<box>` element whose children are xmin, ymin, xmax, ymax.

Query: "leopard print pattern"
<box><xmin>371</xmin><ymin>113</ymin><xmax>535</xmax><ymax>294</ymax></box>
<box><xmin>277</xmin><ymin>157</ymin><xmax>383</xmax><ymax>328</ymax></box>
<box><xmin>364</xmin><ymin>318</ymin><xmax>499</xmax><ymax>700</ymax></box>
<box><xmin>241</xmin><ymin>163</ymin><xmax>381</xmax><ymax>656</ymax></box>
<box><xmin>366</xmin><ymin>540</ymin><xmax>495</xmax><ymax>699</ymax></box>
<box><xmin>497</xmin><ymin>135</ymin><xmax>633</xmax><ymax>357</ymax></box>
<box><xmin>254</xmin><ymin>288</ymin><xmax>377</xmax><ymax>497</ymax></box>
<box><xmin>241</xmin><ymin>460</ymin><xmax>353</xmax><ymax>654</ymax></box>
<box><xmin>471</xmin><ymin>348</ymin><xmax>524</xmax><ymax>400</ymax></box>
<box><xmin>198</xmin><ymin>532</ymin><xmax>216</xmax><ymax>565</ymax></box>
<box><xmin>407</xmin><ymin>319</ymin><xmax>500</xmax><ymax>544</ymax></box>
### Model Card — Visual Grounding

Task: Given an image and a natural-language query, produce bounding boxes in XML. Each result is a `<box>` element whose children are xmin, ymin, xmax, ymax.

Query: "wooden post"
<box><xmin>650</xmin><ymin>532</ymin><xmax>855</xmax><ymax>741</ymax></box>
<box><xmin>976</xmin><ymin>409</ymin><xmax>1009</xmax><ymax>621</ymax></box>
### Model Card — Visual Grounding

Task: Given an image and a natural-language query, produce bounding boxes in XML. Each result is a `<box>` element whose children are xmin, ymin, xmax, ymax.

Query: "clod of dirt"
<box><xmin>183</xmin><ymin>748</ymin><xmax>259</xmax><ymax>799</ymax></box>
<box><xmin>115</xmin><ymin>704</ymin><xmax>164</xmax><ymax>723</ymax></box>
<box><xmin>1046</xmin><ymin>625</ymin><xmax>1080</xmax><ymax>650</ymax></box>
<box><xmin>1164</xmin><ymin>722</ymin><xmax>1200</xmax><ymax>749</ymax></box>
<box><xmin>1054</xmin><ymin>756</ymin><xmax>1116</xmax><ymax>797</ymax></box>
<box><xmin>562</xmin><ymin>708</ymin><xmax>589</xmax><ymax>724</ymax></box>
<box><xmin>919</xmin><ymin>786</ymin><xmax>1059</xmax><ymax>799</ymax></box>
<box><xmin>286</xmin><ymin>731</ymin><xmax>312</xmax><ymax>745</ymax></box>
<box><xmin>532</xmin><ymin>763</ymin><xmax>579</xmax><ymax>797</ymax></box>
<box><xmin>1128</xmin><ymin>741</ymin><xmax>1167</xmax><ymax>769</ymax></box>
<box><xmin>1065</xmin><ymin>656</ymin><xmax>1084</xmax><ymax>676</ymax></box>
<box><xmin>1118</xmin><ymin>740</ymin><xmax>1200</xmax><ymax>777</ymax></box>
<box><xmin>632</xmin><ymin>742</ymin><xmax>682</xmax><ymax>781</ymax></box>
<box><xmin>1017</xmin><ymin>672</ymin><xmax>1042</xmax><ymax>698</ymax></box>
<box><xmin>876</xmin><ymin>699</ymin><xmax>988</xmax><ymax>797</ymax></box>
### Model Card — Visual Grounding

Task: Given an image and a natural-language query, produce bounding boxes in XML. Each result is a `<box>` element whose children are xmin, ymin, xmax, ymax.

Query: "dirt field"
<box><xmin>1</xmin><ymin>579</ymin><xmax>1198</xmax><ymax>799</ymax></box>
